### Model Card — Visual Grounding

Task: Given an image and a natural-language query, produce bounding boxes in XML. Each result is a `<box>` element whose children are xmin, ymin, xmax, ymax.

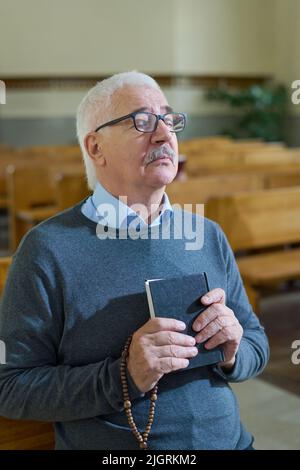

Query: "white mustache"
<box><xmin>144</xmin><ymin>144</ymin><xmax>177</xmax><ymax>166</ymax></box>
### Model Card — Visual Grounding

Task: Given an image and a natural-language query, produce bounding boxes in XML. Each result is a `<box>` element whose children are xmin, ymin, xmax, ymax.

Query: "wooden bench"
<box><xmin>185</xmin><ymin>149</ymin><xmax>300</xmax><ymax>177</ymax></box>
<box><xmin>167</xmin><ymin>173</ymin><xmax>265</xmax><ymax>205</ymax></box>
<box><xmin>179</xmin><ymin>138</ymin><xmax>285</xmax><ymax>160</ymax></box>
<box><xmin>0</xmin><ymin>418</ymin><xmax>54</xmax><ymax>450</ymax></box>
<box><xmin>5</xmin><ymin>165</ymin><xmax>58</xmax><ymax>251</ymax></box>
<box><xmin>179</xmin><ymin>136</ymin><xmax>233</xmax><ymax>154</ymax></box>
<box><xmin>5</xmin><ymin>162</ymin><xmax>85</xmax><ymax>252</ymax></box>
<box><xmin>0</xmin><ymin>145</ymin><xmax>82</xmax><ymax>210</ymax></box>
<box><xmin>0</xmin><ymin>256</ymin><xmax>55</xmax><ymax>449</ymax></box>
<box><xmin>205</xmin><ymin>187</ymin><xmax>300</xmax><ymax>311</ymax></box>
<box><xmin>54</xmin><ymin>171</ymin><xmax>90</xmax><ymax>211</ymax></box>
<box><xmin>265</xmin><ymin>172</ymin><xmax>300</xmax><ymax>189</ymax></box>
<box><xmin>0</xmin><ymin>150</ymin><xmax>23</xmax><ymax>209</ymax></box>
<box><xmin>19</xmin><ymin>145</ymin><xmax>81</xmax><ymax>159</ymax></box>
<box><xmin>0</xmin><ymin>257</ymin><xmax>12</xmax><ymax>294</ymax></box>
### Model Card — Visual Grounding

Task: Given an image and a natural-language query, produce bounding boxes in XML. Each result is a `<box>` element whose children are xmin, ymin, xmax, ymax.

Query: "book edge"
<box><xmin>145</xmin><ymin>280</ymin><xmax>156</xmax><ymax>319</ymax></box>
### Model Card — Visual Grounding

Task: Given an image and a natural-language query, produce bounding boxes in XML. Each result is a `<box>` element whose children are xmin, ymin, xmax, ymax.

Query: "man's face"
<box><xmin>96</xmin><ymin>85</ymin><xmax>179</xmax><ymax>195</ymax></box>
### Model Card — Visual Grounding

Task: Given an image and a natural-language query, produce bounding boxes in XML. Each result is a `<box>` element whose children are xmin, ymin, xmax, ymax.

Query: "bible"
<box><xmin>145</xmin><ymin>272</ymin><xmax>224</xmax><ymax>369</ymax></box>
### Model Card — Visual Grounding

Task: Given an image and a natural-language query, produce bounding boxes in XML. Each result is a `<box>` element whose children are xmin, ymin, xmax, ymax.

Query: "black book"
<box><xmin>145</xmin><ymin>272</ymin><xmax>224</xmax><ymax>369</ymax></box>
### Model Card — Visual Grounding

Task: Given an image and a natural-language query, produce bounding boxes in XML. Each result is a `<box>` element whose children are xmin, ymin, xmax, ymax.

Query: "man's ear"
<box><xmin>84</xmin><ymin>133</ymin><xmax>106</xmax><ymax>167</ymax></box>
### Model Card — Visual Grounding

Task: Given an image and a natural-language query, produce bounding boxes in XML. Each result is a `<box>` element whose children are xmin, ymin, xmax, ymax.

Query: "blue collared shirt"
<box><xmin>81</xmin><ymin>181</ymin><xmax>173</xmax><ymax>229</ymax></box>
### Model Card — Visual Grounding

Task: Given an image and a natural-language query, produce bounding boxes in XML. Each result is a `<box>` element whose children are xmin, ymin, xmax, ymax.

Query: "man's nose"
<box><xmin>150</xmin><ymin>118</ymin><xmax>173</xmax><ymax>144</ymax></box>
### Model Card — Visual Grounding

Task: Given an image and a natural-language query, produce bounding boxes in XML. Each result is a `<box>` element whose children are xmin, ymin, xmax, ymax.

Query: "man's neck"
<box><xmin>98</xmin><ymin>180</ymin><xmax>166</xmax><ymax>225</ymax></box>
<box><xmin>125</xmin><ymin>190</ymin><xmax>166</xmax><ymax>225</ymax></box>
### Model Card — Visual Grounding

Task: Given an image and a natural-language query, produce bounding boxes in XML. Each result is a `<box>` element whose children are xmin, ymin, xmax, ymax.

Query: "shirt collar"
<box><xmin>91</xmin><ymin>181</ymin><xmax>173</xmax><ymax>229</ymax></box>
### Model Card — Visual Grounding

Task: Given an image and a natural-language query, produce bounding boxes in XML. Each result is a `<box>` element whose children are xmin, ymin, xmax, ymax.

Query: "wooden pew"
<box><xmin>167</xmin><ymin>173</ymin><xmax>265</xmax><ymax>205</ymax></box>
<box><xmin>0</xmin><ymin>418</ymin><xmax>54</xmax><ymax>450</ymax></box>
<box><xmin>179</xmin><ymin>138</ymin><xmax>285</xmax><ymax>161</ymax></box>
<box><xmin>0</xmin><ymin>149</ymin><xmax>63</xmax><ymax>211</ymax></box>
<box><xmin>19</xmin><ymin>145</ymin><xmax>81</xmax><ymax>159</ymax></box>
<box><xmin>265</xmin><ymin>172</ymin><xmax>300</xmax><ymax>189</ymax></box>
<box><xmin>206</xmin><ymin>187</ymin><xmax>300</xmax><ymax>311</ymax></box>
<box><xmin>0</xmin><ymin>257</ymin><xmax>55</xmax><ymax>450</ymax></box>
<box><xmin>5</xmin><ymin>165</ymin><xmax>57</xmax><ymax>252</ymax></box>
<box><xmin>186</xmin><ymin>161</ymin><xmax>300</xmax><ymax>179</ymax></box>
<box><xmin>5</xmin><ymin>161</ymin><xmax>85</xmax><ymax>251</ymax></box>
<box><xmin>0</xmin><ymin>257</ymin><xmax>11</xmax><ymax>294</ymax></box>
<box><xmin>179</xmin><ymin>136</ymin><xmax>233</xmax><ymax>155</ymax></box>
<box><xmin>54</xmin><ymin>171</ymin><xmax>90</xmax><ymax>211</ymax></box>
<box><xmin>0</xmin><ymin>146</ymin><xmax>83</xmax><ymax>209</ymax></box>
<box><xmin>185</xmin><ymin>149</ymin><xmax>300</xmax><ymax>177</ymax></box>
<box><xmin>0</xmin><ymin>151</ymin><xmax>23</xmax><ymax>209</ymax></box>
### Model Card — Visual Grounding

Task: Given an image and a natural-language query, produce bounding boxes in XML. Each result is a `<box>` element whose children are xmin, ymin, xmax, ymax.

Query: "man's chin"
<box><xmin>148</xmin><ymin>170</ymin><xmax>177</xmax><ymax>187</ymax></box>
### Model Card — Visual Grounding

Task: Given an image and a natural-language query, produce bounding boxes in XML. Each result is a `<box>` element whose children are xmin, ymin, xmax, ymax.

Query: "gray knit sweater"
<box><xmin>0</xmin><ymin>202</ymin><xmax>269</xmax><ymax>449</ymax></box>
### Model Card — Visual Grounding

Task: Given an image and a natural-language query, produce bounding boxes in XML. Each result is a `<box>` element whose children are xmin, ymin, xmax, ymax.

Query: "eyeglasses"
<box><xmin>94</xmin><ymin>111</ymin><xmax>187</xmax><ymax>133</ymax></box>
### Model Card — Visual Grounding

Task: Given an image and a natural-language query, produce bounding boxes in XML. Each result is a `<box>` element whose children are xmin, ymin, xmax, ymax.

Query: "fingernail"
<box><xmin>203</xmin><ymin>294</ymin><xmax>211</xmax><ymax>301</ymax></box>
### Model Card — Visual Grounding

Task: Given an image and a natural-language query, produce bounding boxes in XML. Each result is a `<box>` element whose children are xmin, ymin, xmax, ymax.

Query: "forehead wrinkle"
<box><xmin>111</xmin><ymin>85</ymin><xmax>169</xmax><ymax>117</ymax></box>
<box><xmin>131</xmin><ymin>105</ymin><xmax>173</xmax><ymax>114</ymax></box>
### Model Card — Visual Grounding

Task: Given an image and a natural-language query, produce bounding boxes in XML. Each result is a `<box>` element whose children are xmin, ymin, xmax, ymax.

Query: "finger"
<box><xmin>156</xmin><ymin>345</ymin><xmax>198</xmax><ymax>359</ymax></box>
<box><xmin>158</xmin><ymin>357</ymin><xmax>190</xmax><ymax>374</ymax></box>
<box><xmin>152</xmin><ymin>331</ymin><xmax>196</xmax><ymax>347</ymax></box>
<box><xmin>201</xmin><ymin>288</ymin><xmax>226</xmax><ymax>306</ymax></box>
<box><xmin>143</xmin><ymin>317</ymin><xmax>186</xmax><ymax>334</ymax></box>
<box><xmin>193</xmin><ymin>303</ymin><xmax>231</xmax><ymax>332</ymax></box>
<box><xmin>204</xmin><ymin>326</ymin><xmax>239</xmax><ymax>350</ymax></box>
<box><xmin>195</xmin><ymin>317</ymin><xmax>236</xmax><ymax>344</ymax></box>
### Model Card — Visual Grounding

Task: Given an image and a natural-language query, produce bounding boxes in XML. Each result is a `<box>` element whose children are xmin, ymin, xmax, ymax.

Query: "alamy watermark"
<box><xmin>291</xmin><ymin>80</ymin><xmax>300</xmax><ymax>105</ymax></box>
<box><xmin>291</xmin><ymin>340</ymin><xmax>300</xmax><ymax>365</ymax></box>
<box><xmin>0</xmin><ymin>80</ymin><xmax>6</xmax><ymax>104</ymax></box>
<box><xmin>94</xmin><ymin>199</ymin><xmax>205</xmax><ymax>251</ymax></box>
<box><xmin>0</xmin><ymin>340</ymin><xmax>6</xmax><ymax>364</ymax></box>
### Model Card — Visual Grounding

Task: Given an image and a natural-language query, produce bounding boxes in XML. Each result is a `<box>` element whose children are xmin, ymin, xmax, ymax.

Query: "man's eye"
<box><xmin>136</xmin><ymin>120</ymin><xmax>148</xmax><ymax>127</ymax></box>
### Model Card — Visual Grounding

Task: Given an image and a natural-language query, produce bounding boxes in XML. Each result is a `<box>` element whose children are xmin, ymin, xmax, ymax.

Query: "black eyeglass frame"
<box><xmin>94</xmin><ymin>111</ymin><xmax>187</xmax><ymax>133</ymax></box>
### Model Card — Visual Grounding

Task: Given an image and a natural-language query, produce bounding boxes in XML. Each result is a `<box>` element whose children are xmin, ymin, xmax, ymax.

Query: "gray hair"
<box><xmin>76</xmin><ymin>71</ymin><xmax>162</xmax><ymax>190</ymax></box>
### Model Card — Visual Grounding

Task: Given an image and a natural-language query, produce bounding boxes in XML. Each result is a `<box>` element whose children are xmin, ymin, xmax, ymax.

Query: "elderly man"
<box><xmin>0</xmin><ymin>72</ymin><xmax>269</xmax><ymax>450</ymax></box>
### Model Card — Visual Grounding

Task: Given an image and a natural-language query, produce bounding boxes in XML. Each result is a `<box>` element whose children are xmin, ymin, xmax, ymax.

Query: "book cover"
<box><xmin>145</xmin><ymin>272</ymin><xmax>224</xmax><ymax>369</ymax></box>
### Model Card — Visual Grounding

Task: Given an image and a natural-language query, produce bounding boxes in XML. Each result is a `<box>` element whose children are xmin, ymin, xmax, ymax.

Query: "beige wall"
<box><xmin>0</xmin><ymin>0</ymin><xmax>298</xmax><ymax>118</ymax></box>
<box><xmin>0</xmin><ymin>0</ymin><xmax>277</xmax><ymax>76</ymax></box>
<box><xmin>273</xmin><ymin>0</ymin><xmax>300</xmax><ymax>115</ymax></box>
<box><xmin>0</xmin><ymin>0</ymin><xmax>176</xmax><ymax>75</ymax></box>
<box><xmin>175</xmin><ymin>0</ymin><xmax>275</xmax><ymax>75</ymax></box>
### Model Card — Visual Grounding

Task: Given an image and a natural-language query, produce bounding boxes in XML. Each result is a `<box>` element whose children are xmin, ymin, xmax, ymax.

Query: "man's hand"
<box><xmin>127</xmin><ymin>318</ymin><xmax>198</xmax><ymax>393</ymax></box>
<box><xmin>192</xmin><ymin>288</ymin><xmax>243</xmax><ymax>370</ymax></box>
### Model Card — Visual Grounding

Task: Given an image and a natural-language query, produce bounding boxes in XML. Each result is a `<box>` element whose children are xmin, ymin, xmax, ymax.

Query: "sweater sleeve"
<box><xmin>0</xmin><ymin>233</ymin><xmax>144</xmax><ymax>422</ymax></box>
<box><xmin>211</xmin><ymin>223</ymin><xmax>270</xmax><ymax>382</ymax></box>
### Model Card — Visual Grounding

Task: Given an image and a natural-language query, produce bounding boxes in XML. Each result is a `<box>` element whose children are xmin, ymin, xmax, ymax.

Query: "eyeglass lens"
<box><xmin>134</xmin><ymin>113</ymin><xmax>185</xmax><ymax>132</ymax></box>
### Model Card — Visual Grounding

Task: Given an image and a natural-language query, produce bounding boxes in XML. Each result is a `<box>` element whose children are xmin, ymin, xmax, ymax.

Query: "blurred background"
<box><xmin>0</xmin><ymin>0</ymin><xmax>300</xmax><ymax>450</ymax></box>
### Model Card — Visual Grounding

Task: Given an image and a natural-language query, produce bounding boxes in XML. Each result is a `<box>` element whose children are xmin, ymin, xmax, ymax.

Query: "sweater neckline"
<box><xmin>71</xmin><ymin>198</ymin><xmax>174</xmax><ymax>237</ymax></box>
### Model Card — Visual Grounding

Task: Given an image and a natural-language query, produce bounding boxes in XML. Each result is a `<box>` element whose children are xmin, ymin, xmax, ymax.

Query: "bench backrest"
<box><xmin>185</xmin><ymin>150</ymin><xmax>300</xmax><ymax>177</ymax></box>
<box><xmin>0</xmin><ymin>257</ymin><xmax>12</xmax><ymax>296</ymax></box>
<box><xmin>205</xmin><ymin>186</ymin><xmax>300</xmax><ymax>251</ymax></box>
<box><xmin>167</xmin><ymin>174</ymin><xmax>265</xmax><ymax>206</ymax></box>
<box><xmin>54</xmin><ymin>171</ymin><xmax>90</xmax><ymax>211</ymax></box>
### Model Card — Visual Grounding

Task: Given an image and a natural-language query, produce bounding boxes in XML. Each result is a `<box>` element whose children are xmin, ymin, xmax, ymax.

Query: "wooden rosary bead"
<box><xmin>120</xmin><ymin>335</ymin><xmax>158</xmax><ymax>450</ymax></box>
<box><xmin>139</xmin><ymin>441</ymin><xmax>148</xmax><ymax>449</ymax></box>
